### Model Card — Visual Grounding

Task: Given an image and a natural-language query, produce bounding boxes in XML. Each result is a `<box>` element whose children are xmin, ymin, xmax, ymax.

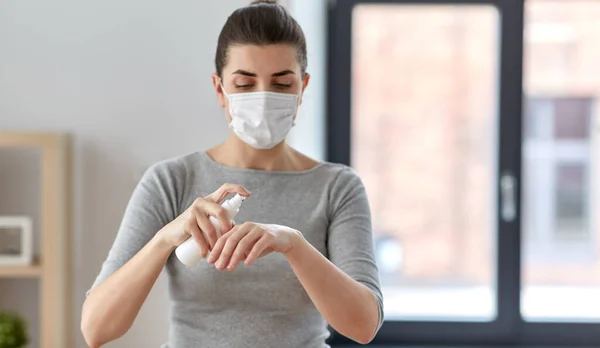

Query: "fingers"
<box><xmin>212</xmin><ymin>223</ymin><xmax>255</xmax><ymax>271</ymax></box>
<box><xmin>192</xmin><ymin>204</ymin><xmax>218</xmax><ymax>249</ymax></box>
<box><xmin>207</xmin><ymin>227</ymin><xmax>236</xmax><ymax>264</ymax></box>
<box><xmin>201</xmin><ymin>200</ymin><xmax>234</xmax><ymax>236</ymax></box>
<box><xmin>205</xmin><ymin>183</ymin><xmax>251</xmax><ymax>204</ymax></box>
<box><xmin>226</xmin><ymin>227</ymin><xmax>263</xmax><ymax>271</ymax></box>
<box><xmin>191</xmin><ymin>198</ymin><xmax>235</xmax><ymax>248</ymax></box>
<box><xmin>184</xmin><ymin>219</ymin><xmax>209</xmax><ymax>258</ymax></box>
<box><xmin>244</xmin><ymin>234</ymin><xmax>272</xmax><ymax>266</ymax></box>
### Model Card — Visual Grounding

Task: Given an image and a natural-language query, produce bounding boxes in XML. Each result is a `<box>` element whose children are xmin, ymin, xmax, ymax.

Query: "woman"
<box><xmin>81</xmin><ymin>1</ymin><xmax>383</xmax><ymax>347</ymax></box>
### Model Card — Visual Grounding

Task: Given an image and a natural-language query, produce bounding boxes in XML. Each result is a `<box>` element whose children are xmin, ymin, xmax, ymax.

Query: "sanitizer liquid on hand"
<box><xmin>175</xmin><ymin>194</ymin><xmax>246</xmax><ymax>267</ymax></box>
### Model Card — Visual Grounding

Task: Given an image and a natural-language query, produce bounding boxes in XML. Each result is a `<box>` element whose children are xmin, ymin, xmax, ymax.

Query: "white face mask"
<box><xmin>221</xmin><ymin>83</ymin><xmax>299</xmax><ymax>149</ymax></box>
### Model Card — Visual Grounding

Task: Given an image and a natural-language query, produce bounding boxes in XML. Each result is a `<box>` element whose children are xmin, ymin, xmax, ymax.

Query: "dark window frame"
<box><xmin>326</xmin><ymin>0</ymin><xmax>600</xmax><ymax>346</ymax></box>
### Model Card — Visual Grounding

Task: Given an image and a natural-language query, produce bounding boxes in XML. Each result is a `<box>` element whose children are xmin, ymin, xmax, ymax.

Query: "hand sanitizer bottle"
<box><xmin>175</xmin><ymin>194</ymin><xmax>246</xmax><ymax>267</ymax></box>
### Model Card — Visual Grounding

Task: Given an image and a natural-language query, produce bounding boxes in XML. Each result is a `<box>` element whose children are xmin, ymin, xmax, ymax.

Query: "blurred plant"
<box><xmin>0</xmin><ymin>311</ymin><xmax>27</xmax><ymax>348</ymax></box>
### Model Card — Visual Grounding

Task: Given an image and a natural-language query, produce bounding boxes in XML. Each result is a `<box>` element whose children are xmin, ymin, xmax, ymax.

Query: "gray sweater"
<box><xmin>89</xmin><ymin>151</ymin><xmax>384</xmax><ymax>348</ymax></box>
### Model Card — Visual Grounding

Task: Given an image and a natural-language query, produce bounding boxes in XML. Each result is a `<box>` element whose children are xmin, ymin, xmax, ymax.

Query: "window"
<box><xmin>351</xmin><ymin>3</ymin><xmax>500</xmax><ymax>322</ymax></box>
<box><xmin>521</xmin><ymin>1</ymin><xmax>600</xmax><ymax>324</ymax></box>
<box><xmin>328</xmin><ymin>0</ymin><xmax>600</xmax><ymax>345</ymax></box>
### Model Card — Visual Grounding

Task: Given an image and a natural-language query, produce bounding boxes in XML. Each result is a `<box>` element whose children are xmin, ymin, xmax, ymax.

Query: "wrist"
<box><xmin>284</xmin><ymin>229</ymin><xmax>307</xmax><ymax>260</ymax></box>
<box><xmin>152</xmin><ymin>230</ymin><xmax>177</xmax><ymax>254</ymax></box>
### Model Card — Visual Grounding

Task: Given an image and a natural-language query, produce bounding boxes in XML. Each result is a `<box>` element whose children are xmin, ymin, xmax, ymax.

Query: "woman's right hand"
<box><xmin>156</xmin><ymin>183</ymin><xmax>251</xmax><ymax>256</ymax></box>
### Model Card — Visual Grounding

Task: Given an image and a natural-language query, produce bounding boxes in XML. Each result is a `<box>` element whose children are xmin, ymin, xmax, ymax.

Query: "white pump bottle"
<box><xmin>175</xmin><ymin>194</ymin><xmax>246</xmax><ymax>267</ymax></box>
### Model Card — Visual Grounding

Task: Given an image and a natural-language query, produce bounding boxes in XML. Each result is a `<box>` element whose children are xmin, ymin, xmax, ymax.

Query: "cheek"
<box><xmin>218</xmin><ymin>92</ymin><xmax>232</xmax><ymax>120</ymax></box>
<box><xmin>224</xmin><ymin>101</ymin><xmax>233</xmax><ymax>122</ymax></box>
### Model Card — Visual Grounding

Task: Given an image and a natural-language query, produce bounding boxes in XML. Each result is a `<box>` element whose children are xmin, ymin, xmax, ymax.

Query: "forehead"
<box><xmin>224</xmin><ymin>44</ymin><xmax>299</xmax><ymax>75</ymax></box>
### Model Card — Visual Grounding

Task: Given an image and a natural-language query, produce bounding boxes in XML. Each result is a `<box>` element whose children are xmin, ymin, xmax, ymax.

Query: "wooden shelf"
<box><xmin>0</xmin><ymin>132</ymin><xmax>71</xmax><ymax>348</ymax></box>
<box><xmin>0</xmin><ymin>263</ymin><xmax>42</xmax><ymax>278</ymax></box>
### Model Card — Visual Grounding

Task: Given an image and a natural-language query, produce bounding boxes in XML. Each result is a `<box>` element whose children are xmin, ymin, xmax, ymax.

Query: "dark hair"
<box><xmin>215</xmin><ymin>0</ymin><xmax>307</xmax><ymax>78</ymax></box>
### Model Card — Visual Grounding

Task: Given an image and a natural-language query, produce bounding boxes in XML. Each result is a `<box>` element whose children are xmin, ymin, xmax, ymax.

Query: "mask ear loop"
<box><xmin>219</xmin><ymin>77</ymin><xmax>230</xmax><ymax>99</ymax></box>
<box><xmin>219</xmin><ymin>77</ymin><xmax>236</xmax><ymax>130</ymax></box>
<box><xmin>291</xmin><ymin>86</ymin><xmax>304</xmax><ymax>126</ymax></box>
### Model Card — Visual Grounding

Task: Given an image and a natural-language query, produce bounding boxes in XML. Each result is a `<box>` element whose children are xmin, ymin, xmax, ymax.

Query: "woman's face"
<box><xmin>212</xmin><ymin>44</ymin><xmax>310</xmax><ymax>121</ymax></box>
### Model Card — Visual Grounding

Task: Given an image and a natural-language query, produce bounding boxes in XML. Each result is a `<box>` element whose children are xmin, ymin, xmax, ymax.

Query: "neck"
<box><xmin>208</xmin><ymin>135</ymin><xmax>300</xmax><ymax>172</ymax></box>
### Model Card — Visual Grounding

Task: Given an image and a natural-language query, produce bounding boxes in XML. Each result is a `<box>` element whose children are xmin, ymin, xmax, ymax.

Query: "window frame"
<box><xmin>326</xmin><ymin>0</ymin><xmax>600</xmax><ymax>346</ymax></box>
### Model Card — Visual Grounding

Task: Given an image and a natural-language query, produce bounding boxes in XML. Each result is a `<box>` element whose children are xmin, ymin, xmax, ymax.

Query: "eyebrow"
<box><xmin>231</xmin><ymin>69</ymin><xmax>295</xmax><ymax>77</ymax></box>
<box><xmin>272</xmin><ymin>70</ymin><xmax>295</xmax><ymax>77</ymax></box>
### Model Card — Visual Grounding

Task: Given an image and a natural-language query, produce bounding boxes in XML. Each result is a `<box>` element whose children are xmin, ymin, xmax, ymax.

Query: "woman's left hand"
<box><xmin>207</xmin><ymin>222</ymin><xmax>302</xmax><ymax>271</ymax></box>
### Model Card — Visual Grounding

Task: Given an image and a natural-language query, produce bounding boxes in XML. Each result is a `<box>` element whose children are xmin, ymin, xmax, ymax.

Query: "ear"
<box><xmin>299</xmin><ymin>73</ymin><xmax>310</xmax><ymax>105</ymax></box>
<box><xmin>212</xmin><ymin>73</ymin><xmax>226</xmax><ymax>108</ymax></box>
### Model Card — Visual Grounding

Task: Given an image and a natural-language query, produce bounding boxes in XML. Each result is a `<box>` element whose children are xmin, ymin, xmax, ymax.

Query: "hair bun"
<box><xmin>251</xmin><ymin>0</ymin><xmax>278</xmax><ymax>4</ymax></box>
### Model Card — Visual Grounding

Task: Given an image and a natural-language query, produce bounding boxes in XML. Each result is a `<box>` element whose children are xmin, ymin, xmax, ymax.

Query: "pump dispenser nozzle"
<box><xmin>224</xmin><ymin>194</ymin><xmax>245</xmax><ymax>213</ymax></box>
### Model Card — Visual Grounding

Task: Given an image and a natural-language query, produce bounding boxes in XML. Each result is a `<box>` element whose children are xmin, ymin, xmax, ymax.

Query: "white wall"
<box><xmin>286</xmin><ymin>0</ymin><xmax>328</xmax><ymax>161</ymax></box>
<box><xmin>0</xmin><ymin>1</ymin><xmax>247</xmax><ymax>347</ymax></box>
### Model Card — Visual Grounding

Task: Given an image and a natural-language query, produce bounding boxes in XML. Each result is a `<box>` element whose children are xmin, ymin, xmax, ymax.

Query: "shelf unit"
<box><xmin>0</xmin><ymin>132</ymin><xmax>71</xmax><ymax>348</ymax></box>
<box><xmin>0</xmin><ymin>263</ymin><xmax>42</xmax><ymax>278</ymax></box>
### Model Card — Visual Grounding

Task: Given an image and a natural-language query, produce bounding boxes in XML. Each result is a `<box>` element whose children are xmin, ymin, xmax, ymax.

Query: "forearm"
<box><xmin>285</xmin><ymin>233</ymin><xmax>380</xmax><ymax>344</ymax></box>
<box><xmin>81</xmin><ymin>234</ymin><xmax>174</xmax><ymax>348</ymax></box>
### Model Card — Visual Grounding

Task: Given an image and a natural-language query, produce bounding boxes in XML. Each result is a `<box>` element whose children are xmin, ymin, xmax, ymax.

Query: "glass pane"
<box><xmin>352</xmin><ymin>4</ymin><xmax>499</xmax><ymax>321</ymax></box>
<box><xmin>554</xmin><ymin>98</ymin><xmax>591</xmax><ymax>139</ymax></box>
<box><xmin>525</xmin><ymin>98</ymin><xmax>554</xmax><ymax>140</ymax></box>
<box><xmin>522</xmin><ymin>0</ymin><xmax>600</xmax><ymax>322</ymax></box>
<box><xmin>554</xmin><ymin>164</ymin><xmax>588</xmax><ymax>242</ymax></box>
